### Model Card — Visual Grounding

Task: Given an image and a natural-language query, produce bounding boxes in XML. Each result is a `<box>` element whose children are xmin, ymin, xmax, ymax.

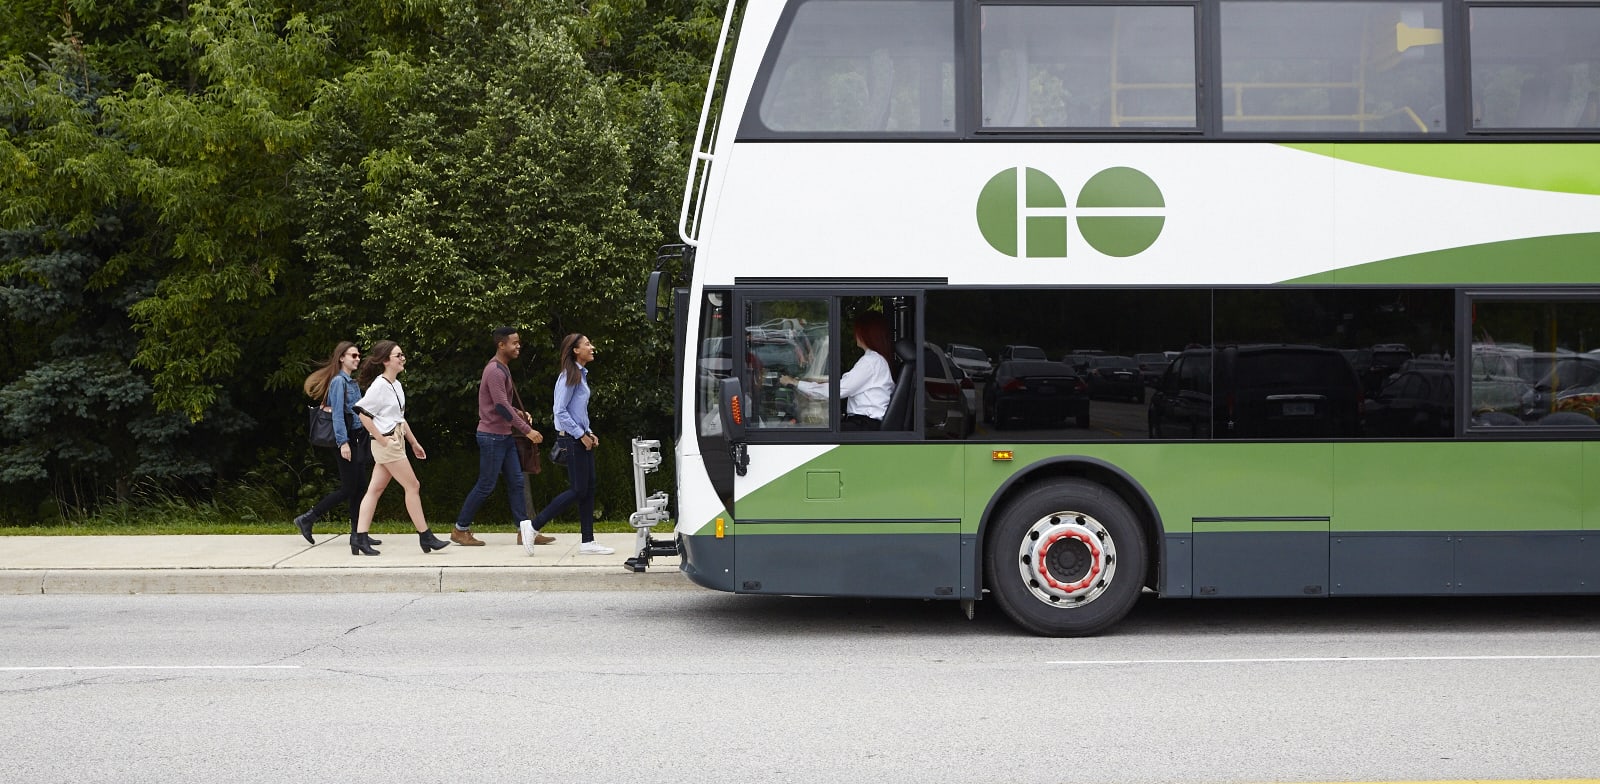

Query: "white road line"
<box><xmin>0</xmin><ymin>665</ymin><xmax>301</xmax><ymax>671</ymax></box>
<box><xmin>1048</xmin><ymin>655</ymin><xmax>1600</xmax><ymax>665</ymax></box>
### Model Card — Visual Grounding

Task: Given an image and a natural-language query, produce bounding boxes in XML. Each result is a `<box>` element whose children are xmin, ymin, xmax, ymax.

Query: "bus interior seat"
<box><xmin>882</xmin><ymin>339</ymin><xmax>918</xmax><ymax>431</ymax></box>
<box><xmin>866</xmin><ymin>50</ymin><xmax>895</xmax><ymax>130</ymax></box>
<box><xmin>984</xmin><ymin>49</ymin><xmax>1030</xmax><ymax>126</ymax></box>
<box><xmin>1515</xmin><ymin>72</ymin><xmax>1565</xmax><ymax>127</ymax></box>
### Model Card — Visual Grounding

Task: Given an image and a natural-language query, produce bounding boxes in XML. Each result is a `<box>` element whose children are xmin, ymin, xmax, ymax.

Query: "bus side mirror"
<box><xmin>718</xmin><ymin>377</ymin><xmax>747</xmax><ymax>443</ymax></box>
<box><xmin>718</xmin><ymin>377</ymin><xmax>749</xmax><ymax>476</ymax></box>
<box><xmin>645</xmin><ymin>270</ymin><xmax>663</xmax><ymax>322</ymax></box>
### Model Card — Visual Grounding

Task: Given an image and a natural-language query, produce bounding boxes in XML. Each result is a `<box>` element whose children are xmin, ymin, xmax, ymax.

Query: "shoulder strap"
<box><xmin>500</xmin><ymin>362</ymin><xmax>527</xmax><ymax>414</ymax></box>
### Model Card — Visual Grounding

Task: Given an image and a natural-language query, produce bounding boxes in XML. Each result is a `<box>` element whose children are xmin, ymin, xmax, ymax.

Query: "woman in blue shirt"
<box><xmin>294</xmin><ymin>341</ymin><xmax>378</xmax><ymax>545</ymax></box>
<box><xmin>521</xmin><ymin>333</ymin><xmax>613</xmax><ymax>555</ymax></box>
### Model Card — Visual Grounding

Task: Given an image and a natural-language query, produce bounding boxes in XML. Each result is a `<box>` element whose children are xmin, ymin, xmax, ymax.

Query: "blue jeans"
<box><xmin>454</xmin><ymin>431</ymin><xmax>529</xmax><ymax>527</ymax></box>
<box><xmin>531</xmin><ymin>435</ymin><xmax>596</xmax><ymax>542</ymax></box>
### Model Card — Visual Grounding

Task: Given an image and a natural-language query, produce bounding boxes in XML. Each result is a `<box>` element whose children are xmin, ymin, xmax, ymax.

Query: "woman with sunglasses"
<box><xmin>350</xmin><ymin>341</ymin><xmax>451</xmax><ymax>555</ymax></box>
<box><xmin>293</xmin><ymin>341</ymin><xmax>379</xmax><ymax>546</ymax></box>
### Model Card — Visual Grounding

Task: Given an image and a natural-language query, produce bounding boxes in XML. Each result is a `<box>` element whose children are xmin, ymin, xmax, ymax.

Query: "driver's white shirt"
<box><xmin>797</xmin><ymin>350</ymin><xmax>893</xmax><ymax>419</ymax></box>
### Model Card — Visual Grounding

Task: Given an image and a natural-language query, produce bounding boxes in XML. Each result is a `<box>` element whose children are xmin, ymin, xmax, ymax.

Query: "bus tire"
<box><xmin>985</xmin><ymin>479</ymin><xmax>1146</xmax><ymax>637</ymax></box>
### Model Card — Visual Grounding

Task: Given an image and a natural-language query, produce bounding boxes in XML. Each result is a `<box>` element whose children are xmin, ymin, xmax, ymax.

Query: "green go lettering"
<box><xmin>976</xmin><ymin>166</ymin><xmax>1165</xmax><ymax>258</ymax></box>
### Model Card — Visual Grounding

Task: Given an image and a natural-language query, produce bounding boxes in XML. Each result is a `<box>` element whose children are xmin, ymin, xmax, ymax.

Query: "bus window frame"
<box><xmin>732</xmin><ymin>0</ymin><xmax>1600</xmax><ymax>141</ymax></box>
<box><xmin>737</xmin><ymin>0</ymin><xmax>967</xmax><ymax>140</ymax></box>
<box><xmin>731</xmin><ymin>287</ymin><xmax>927</xmax><ymax>443</ymax></box>
<box><xmin>972</xmin><ymin>0</ymin><xmax>1205</xmax><ymax>135</ymax></box>
<box><xmin>1461</xmin><ymin>288</ymin><xmax>1600</xmax><ymax>440</ymax></box>
<box><xmin>1461</xmin><ymin>1</ymin><xmax>1600</xmax><ymax>135</ymax></box>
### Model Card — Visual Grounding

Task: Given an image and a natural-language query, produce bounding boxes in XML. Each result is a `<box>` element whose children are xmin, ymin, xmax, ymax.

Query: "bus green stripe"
<box><xmin>1285</xmin><ymin>232</ymin><xmax>1600</xmax><ymax>285</ymax></box>
<box><xmin>712</xmin><ymin>441</ymin><xmax>1597</xmax><ymax>538</ymax></box>
<box><xmin>1282</xmin><ymin>143</ymin><xmax>1600</xmax><ymax>196</ymax></box>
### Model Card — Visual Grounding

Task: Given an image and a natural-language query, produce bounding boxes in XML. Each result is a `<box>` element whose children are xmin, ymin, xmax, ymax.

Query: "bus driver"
<box><xmin>780</xmin><ymin>312</ymin><xmax>895</xmax><ymax>430</ymax></box>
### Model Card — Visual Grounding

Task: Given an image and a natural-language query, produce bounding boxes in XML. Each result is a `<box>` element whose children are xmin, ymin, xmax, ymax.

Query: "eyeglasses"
<box><xmin>345</xmin><ymin>352</ymin><xmax>360</xmax><ymax>358</ymax></box>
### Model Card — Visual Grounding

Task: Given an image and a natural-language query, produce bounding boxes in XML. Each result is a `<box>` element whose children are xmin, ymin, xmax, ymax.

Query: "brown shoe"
<box><xmin>450</xmin><ymin>529</ymin><xmax>485</xmax><ymax>546</ymax></box>
<box><xmin>533</xmin><ymin>533</ymin><xmax>556</xmax><ymax>545</ymax></box>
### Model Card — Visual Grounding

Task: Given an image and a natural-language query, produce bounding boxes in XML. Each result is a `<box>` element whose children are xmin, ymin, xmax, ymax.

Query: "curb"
<box><xmin>1</xmin><ymin>567</ymin><xmax>693</xmax><ymax>595</ymax></box>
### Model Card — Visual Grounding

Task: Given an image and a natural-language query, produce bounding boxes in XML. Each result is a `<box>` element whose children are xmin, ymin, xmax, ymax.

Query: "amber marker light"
<box><xmin>715</xmin><ymin>517</ymin><xmax>726</xmax><ymax>538</ymax></box>
<box><xmin>992</xmin><ymin>450</ymin><xmax>1014</xmax><ymax>461</ymax></box>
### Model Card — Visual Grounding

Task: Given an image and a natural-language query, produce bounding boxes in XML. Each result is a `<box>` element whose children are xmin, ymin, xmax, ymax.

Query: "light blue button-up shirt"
<box><xmin>553</xmin><ymin>366</ymin><xmax>591</xmax><ymax>437</ymax></box>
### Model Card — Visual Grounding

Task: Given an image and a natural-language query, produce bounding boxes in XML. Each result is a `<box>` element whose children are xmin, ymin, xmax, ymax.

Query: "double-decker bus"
<box><xmin>646</xmin><ymin>0</ymin><xmax>1600</xmax><ymax>635</ymax></box>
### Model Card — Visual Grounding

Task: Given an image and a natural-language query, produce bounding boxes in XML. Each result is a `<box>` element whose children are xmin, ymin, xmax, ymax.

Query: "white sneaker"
<box><xmin>519</xmin><ymin>520</ymin><xmax>535</xmax><ymax>556</ymax></box>
<box><xmin>578</xmin><ymin>541</ymin><xmax>615</xmax><ymax>555</ymax></box>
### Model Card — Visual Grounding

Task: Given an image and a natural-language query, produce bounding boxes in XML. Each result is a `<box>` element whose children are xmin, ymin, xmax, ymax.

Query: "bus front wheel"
<box><xmin>985</xmin><ymin>479</ymin><xmax>1147</xmax><ymax>637</ymax></box>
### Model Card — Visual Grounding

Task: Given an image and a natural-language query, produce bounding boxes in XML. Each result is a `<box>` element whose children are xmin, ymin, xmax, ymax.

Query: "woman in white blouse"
<box><xmin>781</xmin><ymin>312</ymin><xmax>896</xmax><ymax>431</ymax></box>
<box><xmin>350</xmin><ymin>340</ymin><xmax>450</xmax><ymax>555</ymax></box>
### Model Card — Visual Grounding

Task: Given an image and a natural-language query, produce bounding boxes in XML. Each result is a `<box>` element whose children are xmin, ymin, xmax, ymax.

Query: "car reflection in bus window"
<box><xmin>746</xmin><ymin>299</ymin><xmax>830</xmax><ymax>429</ymax></box>
<box><xmin>926</xmin><ymin>288</ymin><xmax>1457</xmax><ymax>441</ymax></box>
<box><xmin>1471</xmin><ymin>299</ymin><xmax>1600</xmax><ymax>429</ymax></box>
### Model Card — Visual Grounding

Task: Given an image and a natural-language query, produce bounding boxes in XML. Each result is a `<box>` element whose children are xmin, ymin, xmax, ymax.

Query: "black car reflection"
<box><xmin>1085</xmin><ymin>355</ymin><xmax>1144</xmax><ymax>402</ymax></box>
<box><xmin>1149</xmin><ymin>345</ymin><xmax>1363</xmax><ymax>439</ymax></box>
<box><xmin>1364</xmin><ymin>368</ymin><xmax>1454</xmax><ymax>437</ymax></box>
<box><xmin>984</xmin><ymin>360</ymin><xmax>1090</xmax><ymax>430</ymax></box>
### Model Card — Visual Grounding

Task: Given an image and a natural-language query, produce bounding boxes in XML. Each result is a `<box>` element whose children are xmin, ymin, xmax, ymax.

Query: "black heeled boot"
<box><xmin>350</xmin><ymin>521</ymin><xmax>382</xmax><ymax>546</ymax></box>
<box><xmin>418</xmin><ymin>528</ymin><xmax>450</xmax><ymax>553</ymax></box>
<box><xmin>350</xmin><ymin>532</ymin><xmax>380</xmax><ymax>556</ymax></box>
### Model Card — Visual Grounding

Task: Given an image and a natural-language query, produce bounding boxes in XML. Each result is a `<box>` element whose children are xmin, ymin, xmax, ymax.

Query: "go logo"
<box><xmin>976</xmin><ymin>166</ymin><xmax>1165</xmax><ymax>258</ymax></box>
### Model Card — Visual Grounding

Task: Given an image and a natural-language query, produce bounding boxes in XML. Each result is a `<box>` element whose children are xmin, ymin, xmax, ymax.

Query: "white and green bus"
<box><xmin>647</xmin><ymin>0</ymin><xmax>1600</xmax><ymax>635</ymax></box>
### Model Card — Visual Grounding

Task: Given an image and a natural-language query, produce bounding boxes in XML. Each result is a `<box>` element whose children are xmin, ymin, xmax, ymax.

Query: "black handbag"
<box><xmin>308</xmin><ymin>405</ymin><xmax>336</xmax><ymax>448</ymax></box>
<box><xmin>549</xmin><ymin>439</ymin><xmax>569</xmax><ymax>466</ymax></box>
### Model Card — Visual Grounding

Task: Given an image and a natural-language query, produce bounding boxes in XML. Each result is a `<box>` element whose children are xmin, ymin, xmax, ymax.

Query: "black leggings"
<box><xmin>307</xmin><ymin>444</ymin><xmax>370</xmax><ymax>532</ymax></box>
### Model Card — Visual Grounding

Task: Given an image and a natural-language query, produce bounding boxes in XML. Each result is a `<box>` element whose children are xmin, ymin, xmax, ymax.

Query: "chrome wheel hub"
<box><xmin>1015</xmin><ymin>511</ymin><xmax>1117</xmax><ymax>606</ymax></box>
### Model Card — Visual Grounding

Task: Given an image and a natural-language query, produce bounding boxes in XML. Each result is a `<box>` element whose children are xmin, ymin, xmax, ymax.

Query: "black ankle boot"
<box><xmin>418</xmin><ymin>528</ymin><xmax>450</xmax><ymax>553</ymax></box>
<box><xmin>350</xmin><ymin>532</ymin><xmax>380</xmax><ymax>556</ymax></box>
<box><xmin>349</xmin><ymin>522</ymin><xmax>381</xmax><ymax>546</ymax></box>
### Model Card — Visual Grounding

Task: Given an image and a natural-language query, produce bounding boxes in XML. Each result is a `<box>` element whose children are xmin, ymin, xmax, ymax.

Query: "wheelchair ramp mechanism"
<box><xmin>624</xmin><ymin>437</ymin><xmax>676</xmax><ymax>573</ymax></box>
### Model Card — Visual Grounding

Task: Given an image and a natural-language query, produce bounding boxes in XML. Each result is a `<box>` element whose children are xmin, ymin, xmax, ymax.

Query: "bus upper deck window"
<box><xmin>755</xmin><ymin>0</ymin><xmax>956</xmax><ymax>135</ymax></box>
<box><xmin>980</xmin><ymin>5</ymin><xmax>1197</xmax><ymax>130</ymax></box>
<box><xmin>1469</xmin><ymin>6</ymin><xmax>1600</xmax><ymax>130</ymax></box>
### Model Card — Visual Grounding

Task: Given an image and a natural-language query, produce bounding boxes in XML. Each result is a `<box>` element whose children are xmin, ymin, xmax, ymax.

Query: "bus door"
<box><xmin>721</xmin><ymin>290</ymin><xmax>969</xmax><ymax>600</ymax></box>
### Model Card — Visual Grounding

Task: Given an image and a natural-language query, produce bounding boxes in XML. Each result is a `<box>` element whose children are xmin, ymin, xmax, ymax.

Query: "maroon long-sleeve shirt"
<box><xmin>477</xmin><ymin>360</ymin><xmax>534</xmax><ymax>436</ymax></box>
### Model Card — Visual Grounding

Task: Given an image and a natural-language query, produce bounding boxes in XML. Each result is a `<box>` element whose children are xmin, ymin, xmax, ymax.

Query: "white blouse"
<box><xmin>797</xmin><ymin>350</ymin><xmax>894</xmax><ymax>419</ymax></box>
<box><xmin>355</xmin><ymin>377</ymin><xmax>406</xmax><ymax>435</ymax></box>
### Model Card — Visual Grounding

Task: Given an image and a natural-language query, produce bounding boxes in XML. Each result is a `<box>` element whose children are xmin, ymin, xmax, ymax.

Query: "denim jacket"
<box><xmin>327</xmin><ymin>371</ymin><xmax>361</xmax><ymax>447</ymax></box>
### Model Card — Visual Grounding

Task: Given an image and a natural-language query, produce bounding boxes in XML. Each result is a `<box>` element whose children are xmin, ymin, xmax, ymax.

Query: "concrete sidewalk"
<box><xmin>0</xmin><ymin>532</ymin><xmax>689</xmax><ymax>595</ymax></box>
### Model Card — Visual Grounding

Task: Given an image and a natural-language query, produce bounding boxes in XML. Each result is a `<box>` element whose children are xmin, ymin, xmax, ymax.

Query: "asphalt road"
<box><xmin>3</xmin><ymin>591</ymin><xmax>1598</xmax><ymax>783</ymax></box>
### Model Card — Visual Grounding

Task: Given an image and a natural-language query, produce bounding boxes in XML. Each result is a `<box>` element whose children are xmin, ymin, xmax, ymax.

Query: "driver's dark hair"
<box><xmin>853</xmin><ymin>312</ymin><xmax>893</xmax><ymax>362</ymax></box>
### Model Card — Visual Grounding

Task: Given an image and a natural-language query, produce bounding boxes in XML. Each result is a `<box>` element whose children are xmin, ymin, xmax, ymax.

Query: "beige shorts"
<box><xmin>373</xmin><ymin>422</ymin><xmax>408</xmax><ymax>465</ymax></box>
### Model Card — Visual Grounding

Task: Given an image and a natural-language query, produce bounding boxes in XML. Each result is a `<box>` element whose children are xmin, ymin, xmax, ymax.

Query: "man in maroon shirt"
<box><xmin>451</xmin><ymin>327</ymin><xmax>552</xmax><ymax>546</ymax></box>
